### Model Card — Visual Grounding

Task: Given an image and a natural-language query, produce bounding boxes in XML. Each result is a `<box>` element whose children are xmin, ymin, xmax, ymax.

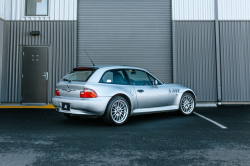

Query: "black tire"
<box><xmin>102</xmin><ymin>96</ymin><xmax>130</xmax><ymax>126</ymax></box>
<box><xmin>178</xmin><ymin>92</ymin><xmax>195</xmax><ymax>116</ymax></box>
<box><xmin>63</xmin><ymin>113</ymin><xmax>79</xmax><ymax>120</ymax></box>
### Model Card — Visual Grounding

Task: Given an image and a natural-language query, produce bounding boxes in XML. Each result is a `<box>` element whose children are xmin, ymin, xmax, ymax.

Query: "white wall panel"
<box><xmin>218</xmin><ymin>0</ymin><xmax>250</xmax><ymax>20</ymax></box>
<box><xmin>0</xmin><ymin>0</ymin><xmax>5</xmax><ymax>19</ymax></box>
<box><xmin>172</xmin><ymin>0</ymin><xmax>214</xmax><ymax>20</ymax></box>
<box><xmin>3</xmin><ymin>0</ymin><xmax>77</xmax><ymax>20</ymax></box>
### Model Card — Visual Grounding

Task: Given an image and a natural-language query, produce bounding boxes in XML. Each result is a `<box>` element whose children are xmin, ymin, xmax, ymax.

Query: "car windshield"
<box><xmin>61</xmin><ymin>70</ymin><xmax>95</xmax><ymax>82</ymax></box>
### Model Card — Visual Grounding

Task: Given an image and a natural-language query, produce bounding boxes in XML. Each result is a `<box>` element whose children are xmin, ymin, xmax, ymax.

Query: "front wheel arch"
<box><xmin>178</xmin><ymin>92</ymin><xmax>195</xmax><ymax>115</ymax></box>
<box><xmin>183</xmin><ymin>90</ymin><xmax>197</xmax><ymax>105</ymax></box>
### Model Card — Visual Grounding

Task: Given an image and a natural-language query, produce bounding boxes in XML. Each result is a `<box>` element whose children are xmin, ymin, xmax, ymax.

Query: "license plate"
<box><xmin>62</xmin><ymin>102</ymin><xmax>70</xmax><ymax>111</ymax></box>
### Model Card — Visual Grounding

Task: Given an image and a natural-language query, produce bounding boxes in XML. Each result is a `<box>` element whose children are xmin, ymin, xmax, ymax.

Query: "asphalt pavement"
<box><xmin>0</xmin><ymin>106</ymin><xmax>250</xmax><ymax>166</ymax></box>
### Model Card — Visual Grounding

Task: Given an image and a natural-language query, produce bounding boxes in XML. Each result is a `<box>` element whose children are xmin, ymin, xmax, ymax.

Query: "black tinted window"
<box><xmin>99</xmin><ymin>70</ymin><xmax>130</xmax><ymax>85</ymax></box>
<box><xmin>125</xmin><ymin>69</ymin><xmax>152</xmax><ymax>86</ymax></box>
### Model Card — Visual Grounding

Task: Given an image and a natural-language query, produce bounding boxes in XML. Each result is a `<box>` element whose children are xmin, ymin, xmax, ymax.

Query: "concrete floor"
<box><xmin>0</xmin><ymin>106</ymin><xmax>250</xmax><ymax>166</ymax></box>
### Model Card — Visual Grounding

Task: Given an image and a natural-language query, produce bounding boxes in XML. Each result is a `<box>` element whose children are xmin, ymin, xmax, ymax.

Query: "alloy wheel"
<box><xmin>111</xmin><ymin>99</ymin><xmax>128</xmax><ymax>124</ymax></box>
<box><xmin>180</xmin><ymin>94</ymin><xmax>194</xmax><ymax>114</ymax></box>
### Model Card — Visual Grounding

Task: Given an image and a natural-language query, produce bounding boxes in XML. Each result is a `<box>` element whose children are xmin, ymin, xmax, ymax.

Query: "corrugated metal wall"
<box><xmin>218</xmin><ymin>0</ymin><xmax>250</xmax><ymax>20</ymax></box>
<box><xmin>173</xmin><ymin>21</ymin><xmax>217</xmax><ymax>101</ymax></box>
<box><xmin>77</xmin><ymin>0</ymin><xmax>173</xmax><ymax>83</ymax></box>
<box><xmin>2</xmin><ymin>0</ymin><xmax>77</xmax><ymax>20</ymax></box>
<box><xmin>0</xmin><ymin>20</ymin><xmax>4</xmax><ymax>102</ymax></box>
<box><xmin>1</xmin><ymin>21</ymin><xmax>77</xmax><ymax>102</ymax></box>
<box><xmin>219</xmin><ymin>21</ymin><xmax>250</xmax><ymax>101</ymax></box>
<box><xmin>172</xmin><ymin>0</ymin><xmax>250</xmax><ymax>102</ymax></box>
<box><xmin>172</xmin><ymin>0</ymin><xmax>214</xmax><ymax>20</ymax></box>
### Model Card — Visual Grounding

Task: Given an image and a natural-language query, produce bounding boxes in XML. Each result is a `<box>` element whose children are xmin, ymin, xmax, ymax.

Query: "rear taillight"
<box><xmin>55</xmin><ymin>87</ymin><xmax>60</xmax><ymax>96</ymax></box>
<box><xmin>80</xmin><ymin>89</ymin><xmax>98</xmax><ymax>98</ymax></box>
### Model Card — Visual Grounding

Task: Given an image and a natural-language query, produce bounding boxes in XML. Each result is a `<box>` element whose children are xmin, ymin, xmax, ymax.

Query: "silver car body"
<box><xmin>52</xmin><ymin>66</ymin><xmax>197</xmax><ymax>116</ymax></box>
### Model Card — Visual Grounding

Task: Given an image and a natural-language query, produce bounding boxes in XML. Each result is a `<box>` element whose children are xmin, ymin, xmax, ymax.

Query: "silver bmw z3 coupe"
<box><xmin>52</xmin><ymin>66</ymin><xmax>197</xmax><ymax>125</ymax></box>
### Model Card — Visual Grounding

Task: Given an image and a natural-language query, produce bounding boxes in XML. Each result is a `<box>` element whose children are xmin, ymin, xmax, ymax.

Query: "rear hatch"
<box><xmin>56</xmin><ymin>67</ymin><xmax>97</xmax><ymax>98</ymax></box>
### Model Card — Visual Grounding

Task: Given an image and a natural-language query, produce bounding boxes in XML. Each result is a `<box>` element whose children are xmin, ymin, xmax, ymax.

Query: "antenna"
<box><xmin>84</xmin><ymin>49</ymin><xmax>95</xmax><ymax>66</ymax></box>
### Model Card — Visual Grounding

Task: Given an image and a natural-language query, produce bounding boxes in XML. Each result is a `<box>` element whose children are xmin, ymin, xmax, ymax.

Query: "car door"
<box><xmin>125</xmin><ymin>69</ymin><xmax>168</xmax><ymax>109</ymax></box>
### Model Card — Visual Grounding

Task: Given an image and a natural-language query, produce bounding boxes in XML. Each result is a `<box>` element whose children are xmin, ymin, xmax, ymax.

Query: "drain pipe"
<box><xmin>214</xmin><ymin>0</ymin><xmax>222</xmax><ymax>105</ymax></box>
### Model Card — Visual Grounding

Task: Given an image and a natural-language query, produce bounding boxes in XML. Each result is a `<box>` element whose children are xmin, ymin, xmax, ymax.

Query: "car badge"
<box><xmin>67</xmin><ymin>85</ymin><xmax>70</xmax><ymax>92</ymax></box>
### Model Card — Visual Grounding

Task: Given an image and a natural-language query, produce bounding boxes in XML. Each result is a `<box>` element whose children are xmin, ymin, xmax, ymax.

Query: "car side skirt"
<box><xmin>131</xmin><ymin>105</ymin><xmax>179</xmax><ymax>115</ymax></box>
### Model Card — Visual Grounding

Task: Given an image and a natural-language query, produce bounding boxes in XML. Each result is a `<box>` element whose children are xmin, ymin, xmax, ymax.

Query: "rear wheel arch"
<box><xmin>103</xmin><ymin>95</ymin><xmax>131</xmax><ymax>125</ymax></box>
<box><xmin>103</xmin><ymin>93</ymin><xmax>132</xmax><ymax>115</ymax></box>
<box><xmin>112</xmin><ymin>94</ymin><xmax>131</xmax><ymax>109</ymax></box>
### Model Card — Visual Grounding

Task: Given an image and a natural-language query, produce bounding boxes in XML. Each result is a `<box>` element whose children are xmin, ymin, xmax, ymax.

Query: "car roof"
<box><xmin>71</xmin><ymin>65</ymin><xmax>164</xmax><ymax>84</ymax></box>
<box><xmin>75</xmin><ymin>65</ymin><xmax>147</xmax><ymax>71</ymax></box>
<box><xmin>81</xmin><ymin>65</ymin><xmax>151</xmax><ymax>83</ymax></box>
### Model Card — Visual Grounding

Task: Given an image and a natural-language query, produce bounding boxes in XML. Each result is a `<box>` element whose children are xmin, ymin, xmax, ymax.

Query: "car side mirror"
<box><xmin>154</xmin><ymin>80</ymin><xmax>158</xmax><ymax>88</ymax></box>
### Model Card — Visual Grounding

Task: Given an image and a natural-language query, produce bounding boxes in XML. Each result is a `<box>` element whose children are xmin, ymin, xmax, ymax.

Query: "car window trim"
<box><xmin>146</xmin><ymin>73</ymin><xmax>153</xmax><ymax>85</ymax></box>
<box><xmin>147</xmin><ymin>73</ymin><xmax>163</xmax><ymax>86</ymax></box>
<box><xmin>122</xmin><ymin>69</ymin><xmax>132</xmax><ymax>85</ymax></box>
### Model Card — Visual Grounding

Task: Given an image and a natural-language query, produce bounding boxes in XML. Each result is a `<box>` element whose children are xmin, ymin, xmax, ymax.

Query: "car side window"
<box><xmin>147</xmin><ymin>74</ymin><xmax>162</xmax><ymax>85</ymax></box>
<box><xmin>125</xmin><ymin>69</ymin><xmax>152</xmax><ymax>86</ymax></box>
<box><xmin>99</xmin><ymin>69</ymin><xmax>130</xmax><ymax>85</ymax></box>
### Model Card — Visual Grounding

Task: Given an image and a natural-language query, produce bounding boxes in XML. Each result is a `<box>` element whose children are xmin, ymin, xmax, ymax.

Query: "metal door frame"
<box><xmin>20</xmin><ymin>45</ymin><xmax>49</xmax><ymax>105</ymax></box>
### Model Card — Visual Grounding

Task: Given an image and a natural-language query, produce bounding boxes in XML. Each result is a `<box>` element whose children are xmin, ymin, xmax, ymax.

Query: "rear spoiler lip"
<box><xmin>72</xmin><ymin>67</ymin><xmax>99</xmax><ymax>71</ymax></box>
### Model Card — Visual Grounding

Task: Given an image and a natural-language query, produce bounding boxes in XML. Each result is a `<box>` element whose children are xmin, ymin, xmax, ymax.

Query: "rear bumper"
<box><xmin>52</xmin><ymin>96</ymin><xmax>111</xmax><ymax>116</ymax></box>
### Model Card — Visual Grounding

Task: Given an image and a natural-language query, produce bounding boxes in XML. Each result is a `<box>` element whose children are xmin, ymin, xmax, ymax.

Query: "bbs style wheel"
<box><xmin>102</xmin><ymin>96</ymin><xmax>130</xmax><ymax>126</ymax></box>
<box><xmin>178</xmin><ymin>92</ymin><xmax>195</xmax><ymax>115</ymax></box>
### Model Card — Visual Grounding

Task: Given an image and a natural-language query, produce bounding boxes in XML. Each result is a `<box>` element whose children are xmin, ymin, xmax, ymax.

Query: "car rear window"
<box><xmin>61</xmin><ymin>70</ymin><xmax>96</xmax><ymax>82</ymax></box>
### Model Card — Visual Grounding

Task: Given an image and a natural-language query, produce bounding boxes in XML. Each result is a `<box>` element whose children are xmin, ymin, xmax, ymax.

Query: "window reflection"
<box><xmin>26</xmin><ymin>0</ymin><xmax>48</xmax><ymax>16</ymax></box>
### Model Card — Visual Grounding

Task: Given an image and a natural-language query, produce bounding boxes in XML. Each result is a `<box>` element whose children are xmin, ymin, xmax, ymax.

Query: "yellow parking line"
<box><xmin>0</xmin><ymin>105</ymin><xmax>55</xmax><ymax>109</ymax></box>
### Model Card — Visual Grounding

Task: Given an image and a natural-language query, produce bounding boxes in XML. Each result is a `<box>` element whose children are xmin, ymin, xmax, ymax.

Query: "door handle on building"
<box><xmin>42</xmin><ymin>72</ymin><xmax>48</xmax><ymax>80</ymax></box>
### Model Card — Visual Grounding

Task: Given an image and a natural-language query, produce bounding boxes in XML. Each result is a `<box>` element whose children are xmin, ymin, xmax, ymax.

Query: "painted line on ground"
<box><xmin>194</xmin><ymin>112</ymin><xmax>228</xmax><ymax>129</ymax></box>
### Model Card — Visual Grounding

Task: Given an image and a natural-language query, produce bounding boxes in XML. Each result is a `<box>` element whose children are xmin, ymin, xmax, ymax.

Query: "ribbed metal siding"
<box><xmin>3</xmin><ymin>0</ymin><xmax>77</xmax><ymax>20</ymax></box>
<box><xmin>218</xmin><ymin>0</ymin><xmax>250</xmax><ymax>20</ymax></box>
<box><xmin>77</xmin><ymin>0</ymin><xmax>172</xmax><ymax>83</ymax></box>
<box><xmin>173</xmin><ymin>21</ymin><xmax>217</xmax><ymax>101</ymax></box>
<box><xmin>1</xmin><ymin>21</ymin><xmax>77</xmax><ymax>102</ymax></box>
<box><xmin>0</xmin><ymin>20</ymin><xmax>4</xmax><ymax>102</ymax></box>
<box><xmin>172</xmin><ymin>0</ymin><xmax>214</xmax><ymax>20</ymax></box>
<box><xmin>219</xmin><ymin>21</ymin><xmax>250</xmax><ymax>101</ymax></box>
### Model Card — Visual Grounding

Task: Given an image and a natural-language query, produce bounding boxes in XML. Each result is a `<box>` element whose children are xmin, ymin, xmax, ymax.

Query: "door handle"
<box><xmin>137</xmin><ymin>90</ymin><xmax>144</xmax><ymax>93</ymax></box>
<box><xmin>42</xmin><ymin>72</ymin><xmax>48</xmax><ymax>80</ymax></box>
